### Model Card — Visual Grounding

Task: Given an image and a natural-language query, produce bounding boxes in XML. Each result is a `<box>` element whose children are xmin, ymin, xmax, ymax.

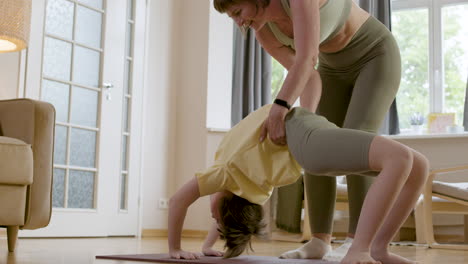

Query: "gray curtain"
<box><xmin>464</xmin><ymin>74</ymin><xmax>468</xmax><ymax>131</ymax></box>
<box><xmin>359</xmin><ymin>0</ymin><xmax>400</xmax><ymax>135</ymax></box>
<box><xmin>231</xmin><ymin>26</ymin><xmax>272</xmax><ymax>126</ymax></box>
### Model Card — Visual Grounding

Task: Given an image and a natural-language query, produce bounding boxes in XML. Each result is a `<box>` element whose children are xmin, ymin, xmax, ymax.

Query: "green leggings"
<box><xmin>308</xmin><ymin>16</ymin><xmax>401</xmax><ymax>234</ymax></box>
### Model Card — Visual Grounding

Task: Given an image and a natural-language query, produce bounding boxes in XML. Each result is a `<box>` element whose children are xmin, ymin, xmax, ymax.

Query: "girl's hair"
<box><xmin>213</xmin><ymin>0</ymin><xmax>271</xmax><ymax>14</ymax></box>
<box><xmin>217</xmin><ymin>195</ymin><xmax>267</xmax><ymax>258</ymax></box>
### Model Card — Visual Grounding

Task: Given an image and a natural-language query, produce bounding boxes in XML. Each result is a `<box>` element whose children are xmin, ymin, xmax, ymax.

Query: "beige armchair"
<box><xmin>0</xmin><ymin>99</ymin><xmax>55</xmax><ymax>252</ymax></box>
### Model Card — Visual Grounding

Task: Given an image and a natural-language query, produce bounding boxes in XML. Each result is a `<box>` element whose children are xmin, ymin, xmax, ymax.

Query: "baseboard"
<box><xmin>434</xmin><ymin>234</ymin><xmax>464</xmax><ymax>243</ymax></box>
<box><xmin>142</xmin><ymin>229</ymin><xmax>208</xmax><ymax>238</ymax></box>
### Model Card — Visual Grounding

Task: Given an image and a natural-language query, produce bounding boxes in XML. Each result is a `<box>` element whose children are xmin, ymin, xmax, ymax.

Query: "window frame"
<box><xmin>392</xmin><ymin>0</ymin><xmax>468</xmax><ymax>115</ymax></box>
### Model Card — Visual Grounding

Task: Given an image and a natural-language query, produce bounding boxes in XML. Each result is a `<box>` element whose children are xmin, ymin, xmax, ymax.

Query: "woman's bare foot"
<box><xmin>371</xmin><ymin>250</ymin><xmax>418</xmax><ymax>264</ymax></box>
<box><xmin>341</xmin><ymin>250</ymin><xmax>381</xmax><ymax>264</ymax></box>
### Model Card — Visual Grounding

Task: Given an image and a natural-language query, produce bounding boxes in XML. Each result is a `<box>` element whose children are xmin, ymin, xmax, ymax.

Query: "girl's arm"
<box><xmin>201</xmin><ymin>222</ymin><xmax>223</xmax><ymax>257</ymax></box>
<box><xmin>201</xmin><ymin>191</ymin><xmax>230</xmax><ymax>256</ymax></box>
<box><xmin>168</xmin><ymin>177</ymin><xmax>202</xmax><ymax>259</ymax></box>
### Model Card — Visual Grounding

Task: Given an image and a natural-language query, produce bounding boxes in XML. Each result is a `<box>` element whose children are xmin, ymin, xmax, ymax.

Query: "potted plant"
<box><xmin>410</xmin><ymin>112</ymin><xmax>425</xmax><ymax>134</ymax></box>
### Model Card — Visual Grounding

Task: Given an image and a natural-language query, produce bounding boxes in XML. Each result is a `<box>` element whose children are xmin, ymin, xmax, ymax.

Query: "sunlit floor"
<box><xmin>1</xmin><ymin>237</ymin><xmax>468</xmax><ymax>264</ymax></box>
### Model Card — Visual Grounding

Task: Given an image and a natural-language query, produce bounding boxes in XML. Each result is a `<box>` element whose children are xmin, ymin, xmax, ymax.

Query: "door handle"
<box><xmin>102</xmin><ymin>83</ymin><xmax>114</xmax><ymax>90</ymax></box>
<box><xmin>102</xmin><ymin>83</ymin><xmax>114</xmax><ymax>101</ymax></box>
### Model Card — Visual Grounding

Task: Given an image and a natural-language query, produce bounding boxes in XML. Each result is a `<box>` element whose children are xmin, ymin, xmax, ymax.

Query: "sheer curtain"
<box><xmin>231</xmin><ymin>26</ymin><xmax>271</xmax><ymax>126</ymax></box>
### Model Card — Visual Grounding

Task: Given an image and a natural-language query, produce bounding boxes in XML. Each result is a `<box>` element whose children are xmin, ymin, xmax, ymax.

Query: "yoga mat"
<box><xmin>96</xmin><ymin>253</ymin><xmax>340</xmax><ymax>263</ymax></box>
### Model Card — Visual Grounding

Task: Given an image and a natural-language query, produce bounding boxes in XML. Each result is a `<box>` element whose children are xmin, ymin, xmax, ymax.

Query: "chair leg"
<box><xmin>414</xmin><ymin>196</ymin><xmax>426</xmax><ymax>244</ymax></box>
<box><xmin>464</xmin><ymin>215</ymin><xmax>468</xmax><ymax>244</ymax></box>
<box><xmin>7</xmin><ymin>226</ymin><xmax>19</xmax><ymax>252</ymax></box>
<box><xmin>301</xmin><ymin>190</ymin><xmax>312</xmax><ymax>242</ymax></box>
<box><xmin>423</xmin><ymin>180</ymin><xmax>436</xmax><ymax>247</ymax></box>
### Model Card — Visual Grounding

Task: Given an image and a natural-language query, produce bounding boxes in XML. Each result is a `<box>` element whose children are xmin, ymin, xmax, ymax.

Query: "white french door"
<box><xmin>20</xmin><ymin>0</ymin><xmax>146</xmax><ymax>237</ymax></box>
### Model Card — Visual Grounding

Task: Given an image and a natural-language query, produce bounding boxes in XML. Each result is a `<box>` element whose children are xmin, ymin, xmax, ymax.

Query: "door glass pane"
<box><xmin>52</xmin><ymin>168</ymin><xmax>66</xmax><ymax>208</ymax></box>
<box><xmin>43</xmin><ymin>37</ymin><xmax>72</xmax><ymax>81</ymax></box>
<box><xmin>392</xmin><ymin>8</ymin><xmax>430</xmax><ymax>129</ymax></box>
<box><xmin>78</xmin><ymin>0</ymin><xmax>103</xmax><ymax>10</ymax></box>
<box><xmin>442</xmin><ymin>4</ymin><xmax>468</xmax><ymax>126</ymax></box>
<box><xmin>68</xmin><ymin>170</ymin><xmax>95</xmax><ymax>208</ymax></box>
<box><xmin>54</xmin><ymin>125</ymin><xmax>68</xmax><ymax>165</ymax></box>
<box><xmin>42</xmin><ymin>80</ymin><xmax>70</xmax><ymax>123</ymax></box>
<box><xmin>45</xmin><ymin>0</ymin><xmax>74</xmax><ymax>39</ymax></box>
<box><xmin>73</xmin><ymin>46</ymin><xmax>101</xmax><ymax>87</ymax></box>
<box><xmin>120</xmin><ymin>174</ymin><xmax>127</xmax><ymax>210</ymax></box>
<box><xmin>75</xmin><ymin>5</ymin><xmax>103</xmax><ymax>48</ymax></box>
<box><xmin>71</xmin><ymin>87</ymin><xmax>98</xmax><ymax>127</ymax></box>
<box><xmin>121</xmin><ymin>135</ymin><xmax>128</xmax><ymax>171</ymax></box>
<box><xmin>70</xmin><ymin>128</ymin><xmax>96</xmax><ymax>168</ymax></box>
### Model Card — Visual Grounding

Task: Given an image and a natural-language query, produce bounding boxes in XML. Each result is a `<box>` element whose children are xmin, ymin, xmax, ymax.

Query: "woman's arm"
<box><xmin>257</xmin><ymin>0</ymin><xmax>322</xmax><ymax>144</ymax></box>
<box><xmin>168</xmin><ymin>177</ymin><xmax>202</xmax><ymax>259</ymax></box>
<box><xmin>278</xmin><ymin>0</ymin><xmax>321</xmax><ymax>101</ymax></box>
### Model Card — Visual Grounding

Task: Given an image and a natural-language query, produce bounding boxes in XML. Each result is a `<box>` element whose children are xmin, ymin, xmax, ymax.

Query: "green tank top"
<box><xmin>267</xmin><ymin>0</ymin><xmax>352</xmax><ymax>50</ymax></box>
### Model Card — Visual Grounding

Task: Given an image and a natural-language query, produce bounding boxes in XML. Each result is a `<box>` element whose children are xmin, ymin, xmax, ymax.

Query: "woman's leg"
<box><xmin>305</xmin><ymin>72</ymin><xmax>351</xmax><ymax>239</ymax></box>
<box><xmin>342</xmin><ymin>136</ymin><xmax>428</xmax><ymax>264</ymax></box>
<box><xmin>279</xmin><ymin>64</ymin><xmax>353</xmax><ymax>259</ymax></box>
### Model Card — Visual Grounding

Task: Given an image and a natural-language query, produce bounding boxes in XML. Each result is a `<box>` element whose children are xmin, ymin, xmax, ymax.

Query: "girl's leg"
<box><xmin>369</xmin><ymin>150</ymin><xmax>429</xmax><ymax>264</ymax></box>
<box><xmin>342</xmin><ymin>136</ymin><xmax>427</xmax><ymax>264</ymax></box>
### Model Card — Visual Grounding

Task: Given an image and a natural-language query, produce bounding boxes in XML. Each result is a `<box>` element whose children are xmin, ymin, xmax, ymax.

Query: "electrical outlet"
<box><xmin>158</xmin><ymin>198</ymin><xmax>169</xmax><ymax>209</ymax></box>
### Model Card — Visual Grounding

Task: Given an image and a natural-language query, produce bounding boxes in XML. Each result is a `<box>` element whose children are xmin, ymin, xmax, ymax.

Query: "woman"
<box><xmin>213</xmin><ymin>0</ymin><xmax>401</xmax><ymax>259</ymax></box>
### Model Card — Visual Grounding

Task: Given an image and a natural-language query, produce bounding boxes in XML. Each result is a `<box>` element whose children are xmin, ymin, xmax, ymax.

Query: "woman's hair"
<box><xmin>217</xmin><ymin>195</ymin><xmax>267</xmax><ymax>258</ymax></box>
<box><xmin>213</xmin><ymin>0</ymin><xmax>271</xmax><ymax>14</ymax></box>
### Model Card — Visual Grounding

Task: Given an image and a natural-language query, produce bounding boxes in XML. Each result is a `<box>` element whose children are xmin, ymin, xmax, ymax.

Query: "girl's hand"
<box><xmin>169</xmin><ymin>249</ymin><xmax>201</xmax><ymax>260</ymax></box>
<box><xmin>260</xmin><ymin>104</ymin><xmax>289</xmax><ymax>145</ymax></box>
<box><xmin>202</xmin><ymin>247</ymin><xmax>224</xmax><ymax>257</ymax></box>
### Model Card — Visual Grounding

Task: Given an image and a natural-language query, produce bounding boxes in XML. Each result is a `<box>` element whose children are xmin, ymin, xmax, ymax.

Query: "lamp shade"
<box><xmin>0</xmin><ymin>0</ymin><xmax>32</xmax><ymax>53</ymax></box>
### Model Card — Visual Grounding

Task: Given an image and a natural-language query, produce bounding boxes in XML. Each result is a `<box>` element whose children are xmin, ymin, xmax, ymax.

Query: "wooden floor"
<box><xmin>1</xmin><ymin>237</ymin><xmax>468</xmax><ymax>264</ymax></box>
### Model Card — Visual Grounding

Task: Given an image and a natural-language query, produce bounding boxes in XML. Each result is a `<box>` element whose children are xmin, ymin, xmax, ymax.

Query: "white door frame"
<box><xmin>19</xmin><ymin>0</ymin><xmax>147</xmax><ymax>237</ymax></box>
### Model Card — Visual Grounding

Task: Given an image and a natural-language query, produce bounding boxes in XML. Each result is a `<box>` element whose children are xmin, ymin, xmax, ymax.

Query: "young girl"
<box><xmin>168</xmin><ymin>104</ymin><xmax>428</xmax><ymax>264</ymax></box>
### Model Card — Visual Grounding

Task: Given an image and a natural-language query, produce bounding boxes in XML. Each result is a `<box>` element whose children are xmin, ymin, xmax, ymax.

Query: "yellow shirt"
<box><xmin>196</xmin><ymin>104</ymin><xmax>302</xmax><ymax>205</ymax></box>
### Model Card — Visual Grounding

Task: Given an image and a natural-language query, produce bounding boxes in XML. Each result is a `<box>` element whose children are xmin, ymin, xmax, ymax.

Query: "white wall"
<box><xmin>171</xmin><ymin>0</ymin><xmax>211</xmax><ymax>230</ymax></box>
<box><xmin>141</xmin><ymin>0</ymin><xmax>233</xmax><ymax>231</ymax></box>
<box><xmin>140</xmin><ymin>0</ymin><xmax>179</xmax><ymax>230</ymax></box>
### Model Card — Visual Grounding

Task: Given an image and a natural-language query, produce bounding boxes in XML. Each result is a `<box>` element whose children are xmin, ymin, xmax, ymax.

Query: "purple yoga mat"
<box><xmin>96</xmin><ymin>253</ymin><xmax>339</xmax><ymax>263</ymax></box>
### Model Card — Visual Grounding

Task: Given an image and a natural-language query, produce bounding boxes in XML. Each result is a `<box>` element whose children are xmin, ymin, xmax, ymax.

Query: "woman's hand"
<box><xmin>169</xmin><ymin>249</ymin><xmax>201</xmax><ymax>260</ymax></box>
<box><xmin>260</xmin><ymin>104</ymin><xmax>289</xmax><ymax>145</ymax></box>
<box><xmin>202</xmin><ymin>247</ymin><xmax>224</xmax><ymax>257</ymax></box>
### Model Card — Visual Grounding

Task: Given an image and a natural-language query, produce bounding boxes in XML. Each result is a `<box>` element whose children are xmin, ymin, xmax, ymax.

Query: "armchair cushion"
<box><xmin>0</xmin><ymin>136</ymin><xmax>33</xmax><ymax>185</ymax></box>
<box><xmin>433</xmin><ymin>181</ymin><xmax>468</xmax><ymax>202</ymax></box>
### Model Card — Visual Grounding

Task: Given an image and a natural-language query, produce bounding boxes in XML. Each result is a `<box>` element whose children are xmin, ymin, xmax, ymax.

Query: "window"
<box><xmin>271</xmin><ymin>1</ymin><xmax>468</xmax><ymax>131</ymax></box>
<box><xmin>271</xmin><ymin>58</ymin><xmax>286</xmax><ymax>101</ymax></box>
<box><xmin>271</xmin><ymin>60</ymin><xmax>300</xmax><ymax>106</ymax></box>
<box><xmin>392</xmin><ymin>0</ymin><xmax>468</xmax><ymax>129</ymax></box>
